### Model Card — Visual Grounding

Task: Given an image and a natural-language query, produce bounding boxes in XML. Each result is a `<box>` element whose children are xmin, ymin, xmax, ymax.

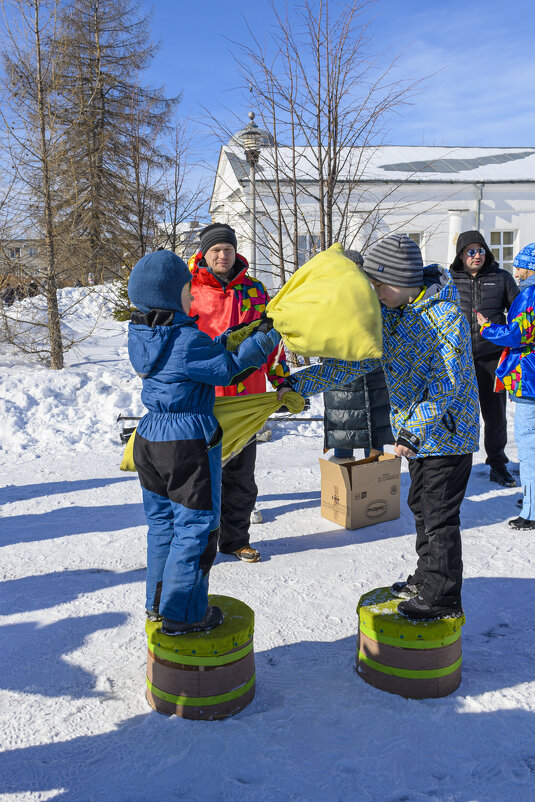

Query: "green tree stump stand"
<box><xmin>356</xmin><ymin>587</ymin><xmax>465</xmax><ymax>698</ymax></box>
<box><xmin>145</xmin><ymin>595</ymin><xmax>255</xmax><ymax>719</ymax></box>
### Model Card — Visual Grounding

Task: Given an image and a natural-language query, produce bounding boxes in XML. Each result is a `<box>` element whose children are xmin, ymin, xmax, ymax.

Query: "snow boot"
<box><xmin>489</xmin><ymin>465</ymin><xmax>516</xmax><ymax>487</ymax></box>
<box><xmin>397</xmin><ymin>594</ymin><xmax>463</xmax><ymax>621</ymax></box>
<box><xmin>508</xmin><ymin>516</ymin><xmax>535</xmax><ymax>530</ymax></box>
<box><xmin>390</xmin><ymin>581</ymin><xmax>420</xmax><ymax>599</ymax></box>
<box><xmin>161</xmin><ymin>605</ymin><xmax>224</xmax><ymax>636</ymax></box>
<box><xmin>232</xmin><ymin>545</ymin><xmax>261</xmax><ymax>563</ymax></box>
<box><xmin>146</xmin><ymin>608</ymin><xmax>162</xmax><ymax>622</ymax></box>
<box><xmin>250</xmin><ymin>507</ymin><xmax>263</xmax><ymax>524</ymax></box>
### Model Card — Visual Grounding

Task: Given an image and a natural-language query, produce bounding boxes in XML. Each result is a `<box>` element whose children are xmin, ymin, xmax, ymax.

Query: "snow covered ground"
<box><xmin>1</xmin><ymin>289</ymin><xmax>534</xmax><ymax>802</ymax></box>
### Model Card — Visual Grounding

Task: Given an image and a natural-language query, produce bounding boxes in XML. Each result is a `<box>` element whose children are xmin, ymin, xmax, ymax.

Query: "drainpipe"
<box><xmin>475</xmin><ymin>182</ymin><xmax>484</xmax><ymax>230</ymax></box>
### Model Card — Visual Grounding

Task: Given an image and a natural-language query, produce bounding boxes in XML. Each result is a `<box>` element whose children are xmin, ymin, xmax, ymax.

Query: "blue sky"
<box><xmin>140</xmin><ymin>0</ymin><xmax>535</xmax><ymax>161</ymax></box>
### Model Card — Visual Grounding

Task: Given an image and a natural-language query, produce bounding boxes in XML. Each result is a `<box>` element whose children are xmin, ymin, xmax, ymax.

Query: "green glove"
<box><xmin>225</xmin><ymin>319</ymin><xmax>262</xmax><ymax>352</ymax></box>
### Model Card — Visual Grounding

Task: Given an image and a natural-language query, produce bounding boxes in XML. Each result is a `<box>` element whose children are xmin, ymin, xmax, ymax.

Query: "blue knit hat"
<box><xmin>513</xmin><ymin>243</ymin><xmax>535</xmax><ymax>272</ymax></box>
<box><xmin>128</xmin><ymin>250</ymin><xmax>191</xmax><ymax>313</ymax></box>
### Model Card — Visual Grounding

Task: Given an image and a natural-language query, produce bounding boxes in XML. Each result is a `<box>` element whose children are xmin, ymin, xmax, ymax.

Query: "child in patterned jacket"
<box><xmin>477</xmin><ymin>242</ymin><xmax>535</xmax><ymax>531</ymax></box>
<box><xmin>289</xmin><ymin>234</ymin><xmax>480</xmax><ymax>620</ymax></box>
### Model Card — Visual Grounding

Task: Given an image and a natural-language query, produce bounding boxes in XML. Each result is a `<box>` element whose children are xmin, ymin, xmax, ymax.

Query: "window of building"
<box><xmin>9</xmin><ymin>247</ymin><xmax>20</xmax><ymax>259</ymax></box>
<box><xmin>490</xmin><ymin>230</ymin><xmax>515</xmax><ymax>273</ymax></box>
<box><xmin>297</xmin><ymin>233</ymin><xmax>321</xmax><ymax>266</ymax></box>
<box><xmin>407</xmin><ymin>232</ymin><xmax>421</xmax><ymax>247</ymax></box>
<box><xmin>28</xmin><ymin>247</ymin><xmax>38</xmax><ymax>257</ymax></box>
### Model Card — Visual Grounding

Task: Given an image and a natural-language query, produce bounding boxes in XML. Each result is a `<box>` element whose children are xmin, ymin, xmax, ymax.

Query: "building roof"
<box><xmin>220</xmin><ymin>145</ymin><xmax>535</xmax><ymax>184</ymax></box>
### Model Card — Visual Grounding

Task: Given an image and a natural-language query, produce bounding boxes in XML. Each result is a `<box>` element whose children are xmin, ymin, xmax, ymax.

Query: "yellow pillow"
<box><xmin>266</xmin><ymin>242</ymin><xmax>382</xmax><ymax>360</ymax></box>
<box><xmin>119</xmin><ymin>391</ymin><xmax>305</xmax><ymax>471</ymax></box>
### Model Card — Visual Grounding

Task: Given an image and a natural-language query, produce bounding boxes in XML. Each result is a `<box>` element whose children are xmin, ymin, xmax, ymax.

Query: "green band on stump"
<box><xmin>149</xmin><ymin>639</ymin><xmax>253</xmax><ymax>667</ymax></box>
<box><xmin>358</xmin><ymin>651</ymin><xmax>462</xmax><ymax>679</ymax></box>
<box><xmin>357</xmin><ymin>587</ymin><xmax>465</xmax><ymax>646</ymax></box>
<box><xmin>146</xmin><ymin>674</ymin><xmax>255</xmax><ymax>707</ymax></box>
<box><xmin>146</xmin><ymin>595</ymin><xmax>254</xmax><ymax>659</ymax></box>
<box><xmin>359</xmin><ymin>619</ymin><xmax>461</xmax><ymax>650</ymax></box>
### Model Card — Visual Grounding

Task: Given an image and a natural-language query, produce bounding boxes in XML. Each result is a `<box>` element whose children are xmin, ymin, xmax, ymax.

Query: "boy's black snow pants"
<box><xmin>218</xmin><ymin>439</ymin><xmax>258</xmax><ymax>554</ymax></box>
<box><xmin>406</xmin><ymin>453</ymin><xmax>473</xmax><ymax>606</ymax></box>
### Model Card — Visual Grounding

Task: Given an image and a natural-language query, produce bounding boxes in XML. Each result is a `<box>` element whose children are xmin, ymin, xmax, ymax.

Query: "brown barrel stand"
<box><xmin>356</xmin><ymin>587</ymin><xmax>465</xmax><ymax>699</ymax></box>
<box><xmin>145</xmin><ymin>594</ymin><xmax>255</xmax><ymax>719</ymax></box>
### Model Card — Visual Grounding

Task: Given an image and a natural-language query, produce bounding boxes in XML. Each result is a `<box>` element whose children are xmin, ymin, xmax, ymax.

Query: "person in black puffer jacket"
<box><xmin>323</xmin><ymin>249</ymin><xmax>393</xmax><ymax>459</ymax></box>
<box><xmin>450</xmin><ymin>230</ymin><xmax>519</xmax><ymax>486</ymax></box>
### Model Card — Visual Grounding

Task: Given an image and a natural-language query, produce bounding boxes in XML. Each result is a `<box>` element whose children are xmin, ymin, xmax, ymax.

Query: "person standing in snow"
<box><xmin>477</xmin><ymin>242</ymin><xmax>535</xmax><ymax>531</ymax></box>
<box><xmin>323</xmin><ymin>249</ymin><xmax>393</xmax><ymax>460</ymax></box>
<box><xmin>289</xmin><ymin>234</ymin><xmax>479</xmax><ymax>620</ymax></box>
<box><xmin>449</xmin><ymin>231</ymin><xmax>519</xmax><ymax>487</ymax></box>
<box><xmin>188</xmin><ymin>223</ymin><xmax>291</xmax><ymax>563</ymax></box>
<box><xmin>127</xmin><ymin>249</ymin><xmax>282</xmax><ymax>635</ymax></box>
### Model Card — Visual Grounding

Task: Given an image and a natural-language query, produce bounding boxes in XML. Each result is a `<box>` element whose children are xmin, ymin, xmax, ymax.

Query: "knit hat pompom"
<box><xmin>513</xmin><ymin>242</ymin><xmax>535</xmax><ymax>273</ymax></box>
<box><xmin>199</xmin><ymin>222</ymin><xmax>237</xmax><ymax>255</ymax></box>
<box><xmin>128</xmin><ymin>250</ymin><xmax>191</xmax><ymax>314</ymax></box>
<box><xmin>363</xmin><ymin>234</ymin><xmax>423</xmax><ymax>288</ymax></box>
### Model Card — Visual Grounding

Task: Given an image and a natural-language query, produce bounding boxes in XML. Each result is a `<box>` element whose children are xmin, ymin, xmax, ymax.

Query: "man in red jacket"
<box><xmin>189</xmin><ymin>223</ymin><xmax>290</xmax><ymax>562</ymax></box>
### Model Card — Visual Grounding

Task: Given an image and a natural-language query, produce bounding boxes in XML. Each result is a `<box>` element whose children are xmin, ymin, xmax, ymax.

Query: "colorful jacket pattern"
<box><xmin>289</xmin><ymin>265</ymin><xmax>480</xmax><ymax>457</ymax></box>
<box><xmin>188</xmin><ymin>251</ymin><xmax>289</xmax><ymax>396</ymax></box>
<box><xmin>480</xmin><ymin>274</ymin><xmax>535</xmax><ymax>399</ymax></box>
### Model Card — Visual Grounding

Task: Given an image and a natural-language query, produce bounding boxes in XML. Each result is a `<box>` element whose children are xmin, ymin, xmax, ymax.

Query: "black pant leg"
<box><xmin>406</xmin><ymin>458</ymin><xmax>428</xmax><ymax>588</ymax></box>
<box><xmin>475</xmin><ymin>356</ymin><xmax>508</xmax><ymax>467</ymax></box>
<box><xmin>414</xmin><ymin>453</ymin><xmax>473</xmax><ymax>606</ymax></box>
<box><xmin>218</xmin><ymin>440</ymin><xmax>258</xmax><ymax>553</ymax></box>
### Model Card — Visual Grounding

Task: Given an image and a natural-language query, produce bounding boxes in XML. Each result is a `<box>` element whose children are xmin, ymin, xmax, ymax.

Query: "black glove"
<box><xmin>255</xmin><ymin>312</ymin><xmax>274</xmax><ymax>334</ymax></box>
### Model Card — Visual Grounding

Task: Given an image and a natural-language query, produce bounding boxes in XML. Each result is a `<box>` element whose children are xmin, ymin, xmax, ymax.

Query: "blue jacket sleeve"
<box><xmin>480</xmin><ymin>288</ymin><xmax>535</xmax><ymax>348</ymax></box>
<box><xmin>288</xmin><ymin>357</ymin><xmax>379</xmax><ymax>396</ymax></box>
<box><xmin>183</xmin><ymin>328</ymin><xmax>279</xmax><ymax>386</ymax></box>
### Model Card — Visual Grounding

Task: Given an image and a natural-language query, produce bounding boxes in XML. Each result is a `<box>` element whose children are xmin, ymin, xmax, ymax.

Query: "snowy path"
<box><xmin>1</xmin><ymin>428</ymin><xmax>534</xmax><ymax>802</ymax></box>
<box><xmin>1</xmin><ymin>288</ymin><xmax>534</xmax><ymax>801</ymax></box>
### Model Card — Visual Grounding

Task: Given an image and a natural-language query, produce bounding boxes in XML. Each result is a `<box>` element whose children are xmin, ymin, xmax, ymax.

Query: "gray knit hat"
<box><xmin>363</xmin><ymin>234</ymin><xmax>423</xmax><ymax>288</ymax></box>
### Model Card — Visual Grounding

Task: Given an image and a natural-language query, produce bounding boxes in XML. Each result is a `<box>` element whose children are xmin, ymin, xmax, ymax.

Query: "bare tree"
<box><xmin>157</xmin><ymin>123</ymin><xmax>210</xmax><ymax>257</ymax></box>
<box><xmin>0</xmin><ymin>0</ymin><xmax>66</xmax><ymax>368</ymax></box>
<box><xmin>207</xmin><ymin>0</ymin><xmax>428</xmax><ymax>289</ymax></box>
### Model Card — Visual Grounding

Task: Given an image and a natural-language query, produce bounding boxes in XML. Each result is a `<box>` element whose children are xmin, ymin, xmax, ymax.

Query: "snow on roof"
<box><xmin>221</xmin><ymin>145</ymin><xmax>535</xmax><ymax>183</ymax></box>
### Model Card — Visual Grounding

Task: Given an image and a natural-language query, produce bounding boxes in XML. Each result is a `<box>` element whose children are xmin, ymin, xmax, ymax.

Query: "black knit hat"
<box><xmin>363</xmin><ymin>234</ymin><xmax>423</xmax><ymax>288</ymax></box>
<box><xmin>199</xmin><ymin>223</ymin><xmax>238</xmax><ymax>255</ymax></box>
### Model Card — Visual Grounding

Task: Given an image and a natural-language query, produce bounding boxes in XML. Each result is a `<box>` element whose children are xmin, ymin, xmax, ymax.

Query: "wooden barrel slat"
<box><xmin>145</xmin><ymin>595</ymin><xmax>255</xmax><ymax>719</ymax></box>
<box><xmin>358</xmin><ymin>631</ymin><xmax>462</xmax><ymax>671</ymax></box>
<box><xmin>357</xmin><ymin>661</ymin><xmax>462</xmax><ymax>699</ymax></box>
<box><xmin>356</xmin><ymin>587</ymin><xmax>465</xmax><ymax>699</ymax></box>
<box><xmin>146</xmin><ymin>683</ymin><xmax>256</xmax><ymax>720</ymax></box>
<box><xmin>147</xmin><ymin>649</ymin><xmax>255</xmax><ymax>698</ymax></box>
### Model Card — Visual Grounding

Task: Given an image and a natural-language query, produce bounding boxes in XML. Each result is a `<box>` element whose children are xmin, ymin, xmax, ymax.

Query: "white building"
<box><xmin>210</xmin><ymin>144</ymin><xmax>535</xmax><ymax>292</ymax></box>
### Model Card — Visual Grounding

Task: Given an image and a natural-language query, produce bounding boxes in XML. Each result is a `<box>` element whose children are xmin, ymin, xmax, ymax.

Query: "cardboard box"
<box><xmin>319</xmin><ymin>452</ymin><xmax>401</xmax><ymax>530</ymax></box>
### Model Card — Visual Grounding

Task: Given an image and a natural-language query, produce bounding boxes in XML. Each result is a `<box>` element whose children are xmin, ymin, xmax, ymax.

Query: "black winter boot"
<box><xmin>390</xmin><ymin>581</ymin><xmax>420</xmax><ymax>599</ymax></box>
<box><xmin>489</xmin><ymin>465</ymin><xmax>516</xmax><ymax>487</ymax></box>
<box><xmin>161</xmin><ymin>605</ymin><xmax>224</xmax><ymax>636</ymax></box>
<box><xmin>397</xmin><ymin>594</ymin><xmax>463</xmax><ymax>621</ymax></box>
<box><xmin>508</xmin><ymin>516</ymin><xmax>535</xmax><ymax>531</ymax></box>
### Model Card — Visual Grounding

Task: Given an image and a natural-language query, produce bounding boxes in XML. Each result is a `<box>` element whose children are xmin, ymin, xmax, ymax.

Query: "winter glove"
<box><xmin>277</xmin><ymin>390</ymin><xmax>305</xmax><ymax>414</ymax></box>
<box><xmin>224</xmin><ymin>319</ymin><xmax>262</xmax><ymax>352</ymax></box>
<box><xmin>255</xmin><ymin>311</ymin><xmax>274</xmax><ymax>333</ymax></box>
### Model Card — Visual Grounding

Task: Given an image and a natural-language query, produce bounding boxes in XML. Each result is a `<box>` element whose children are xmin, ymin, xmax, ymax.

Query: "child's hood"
<box><xmin>128</xmin><ymin>310</ymin><xmax>195</xmax><ymax>379</ymax></box>
<box><xmin>414</xmin><ymin>263</ymin><xmax>459</xmax><ymax>309</ymax></box>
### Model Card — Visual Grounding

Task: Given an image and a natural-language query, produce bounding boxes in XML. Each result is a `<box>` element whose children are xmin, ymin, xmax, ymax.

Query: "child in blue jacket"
<box><xmin>289</xmin><ymin>235</ymin><xmax>480</xmax><ymax>620</ymax></box>
<box><xmin>127</xmin><ymin>250</ymin><xmax>280</xmax><ymax>635</ymax></box>
<box><xmin>477</xmin><ymin>242</ymin><xmax>535</xmax><ymax>530</ymax></box>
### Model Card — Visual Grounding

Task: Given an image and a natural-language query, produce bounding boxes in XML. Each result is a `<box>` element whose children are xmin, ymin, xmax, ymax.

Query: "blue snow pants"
<box><xmin>513</xmin><ymin>398</ymin><xmax>535</xmax><ymax>521</ymax></box>
<box><xmin>134</xmin><ymin>415</ymin><xmax>222</xmax><ymax>623</ymax></box>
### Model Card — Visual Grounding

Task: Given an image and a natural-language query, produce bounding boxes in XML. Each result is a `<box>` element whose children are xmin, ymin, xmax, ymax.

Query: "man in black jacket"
<box><xmin>450</xmin><ymin>230</ymin><xmax>519</xmax><ymax>486</ymax></box>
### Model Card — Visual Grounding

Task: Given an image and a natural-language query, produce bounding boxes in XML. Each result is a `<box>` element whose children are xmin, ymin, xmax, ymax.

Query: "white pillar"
<box><xmin>447</xmin><ymin>210</ymin><xmax>468</xmax><ymax>265</ymax></box>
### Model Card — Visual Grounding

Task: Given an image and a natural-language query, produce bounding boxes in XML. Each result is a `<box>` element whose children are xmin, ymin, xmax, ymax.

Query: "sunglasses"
<box><xmin>465</xmin><ymin>248</ymin><xmax>486</xmax><ymax>257</ymax></box>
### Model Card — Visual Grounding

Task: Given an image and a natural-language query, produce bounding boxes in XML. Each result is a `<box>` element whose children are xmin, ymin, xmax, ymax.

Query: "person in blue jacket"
<box><xmin>477</xmin><ymin>242</ymin><xmax>535</xmax><ymax>531</ymax></box>
<box><xmin>127</xmin><ymin>249</ymin><xmax>281</xmax><ymax>635</ymax></box>
<box><xmin>288</xmin><ymin>234</ymin><xmax>480</xmax><ymax>620</ymax></box>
